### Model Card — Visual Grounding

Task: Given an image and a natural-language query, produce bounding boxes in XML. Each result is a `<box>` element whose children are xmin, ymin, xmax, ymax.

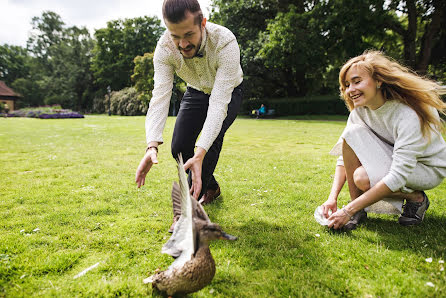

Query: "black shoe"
<box><xmin>398</xmin><ymin>192</ymin><xmax>430</xmax><ymax>226</ymax></box>
<box><xmin>343</xmin><ymin>209</ymin><xmax>367</xmax><ymax>231</ymax></box>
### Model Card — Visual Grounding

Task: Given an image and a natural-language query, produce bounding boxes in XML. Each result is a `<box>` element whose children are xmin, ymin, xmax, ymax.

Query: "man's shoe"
<box><xmin>199</xmin><ymin>186</ymin><xmax>221</xmax><ymax>205</ymax></box>
<box><xmin>343</xmin><ymin>209</ymin><xmax>367</xmax><ymax>231</ymax></box>
<box><xmin>398</xmin><ymin>192</ymin><xmax>430</xmax><ymax>226</ymax></box>
<box><xmin>168</xmin><ymin>215</ymin><xmax>180</xmax><ymax>233</ymax></box>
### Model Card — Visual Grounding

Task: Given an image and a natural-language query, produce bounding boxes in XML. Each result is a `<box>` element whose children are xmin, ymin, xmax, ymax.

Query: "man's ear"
<box><xmin>201</xmin><ymin>17</ymin><xmax>207</xmax><ymax>28</ymax></box>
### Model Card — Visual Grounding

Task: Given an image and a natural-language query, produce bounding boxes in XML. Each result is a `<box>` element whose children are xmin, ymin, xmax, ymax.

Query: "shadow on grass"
<box><xmin>359</xmin><ymin>214</ymin><xmax>446</xmax><ymax>255</ymax></box>
<box><xmin>212</xmin><ymin>218</ymin><xmax>352</xmax><ymax>296</ymax></box>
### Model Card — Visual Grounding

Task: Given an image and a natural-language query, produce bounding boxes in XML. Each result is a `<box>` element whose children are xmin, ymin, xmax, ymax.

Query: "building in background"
<box><xmin>0</xmin><ymin>81</ymin><xmax>21</xmax><ymax>111</ymax></box>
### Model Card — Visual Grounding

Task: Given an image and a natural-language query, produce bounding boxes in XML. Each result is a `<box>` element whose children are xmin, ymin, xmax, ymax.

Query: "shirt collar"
<box><xmin>195</xmin><ymin>26</ymin><xmax>207</xmax><ymax>58</ymax></box>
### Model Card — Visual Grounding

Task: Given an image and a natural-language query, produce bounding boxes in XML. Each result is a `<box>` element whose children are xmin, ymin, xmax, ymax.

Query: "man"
<box><xmin>135</xmin><ymin>0</ymin><xmax>243</xmax><ymax>230</ymax></box>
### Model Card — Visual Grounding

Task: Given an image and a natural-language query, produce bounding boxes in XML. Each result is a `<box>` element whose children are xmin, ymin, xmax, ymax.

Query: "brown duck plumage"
<box><xmin>143</xmin><ymin>155</ymin><xmax>236</xmax><ymax>296</ymax></box>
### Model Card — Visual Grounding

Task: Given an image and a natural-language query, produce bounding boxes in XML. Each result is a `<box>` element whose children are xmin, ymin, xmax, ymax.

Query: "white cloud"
<box><xmin>1</xmin><ymin>0</ymin><xmax>211</xmax><ymax>47</ymax></box>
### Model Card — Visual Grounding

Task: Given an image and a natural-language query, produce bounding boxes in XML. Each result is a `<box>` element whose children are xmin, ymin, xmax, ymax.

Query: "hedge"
<box><xmin>243</xmin><ymin>95</ymin><xmax>349</xmax><ymax>116</ymax></box>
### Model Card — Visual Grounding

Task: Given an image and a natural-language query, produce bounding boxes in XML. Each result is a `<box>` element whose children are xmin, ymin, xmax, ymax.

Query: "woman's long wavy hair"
<box><xmin>339</xmin><ymin>50</ymin><xmax>446</xmax><ymax>137</ymax></box>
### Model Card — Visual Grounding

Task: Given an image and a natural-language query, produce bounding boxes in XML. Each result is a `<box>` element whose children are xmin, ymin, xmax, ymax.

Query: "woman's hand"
<box><xmin>321</xmin><ymin>198</ymin><xmax>338</xmax><ymax>218</ymax></box>
<box><xmin>327</xmin><ymin>208</ymin><xmax>352</xmax><ymax>230</ymax></box>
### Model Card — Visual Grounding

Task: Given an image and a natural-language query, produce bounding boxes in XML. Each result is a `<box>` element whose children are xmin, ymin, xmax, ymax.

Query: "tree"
<box><xmin>132</xmin><ymin>52</ymin><xmax>155</xmax><ymax>103</ymax></box>
<box><xmin>0</xmin><ymin>44</ymin><xmax>31</xmax><ymax>86</ymax></box>
<box><xmin>132</xmin><ymin>52</ymin><xmax>186</xmax><ymax>116</ymax></box>
<box><xmin>25</xmin><ymin>11</ymin><xmax>95</xmax><ymax>110</ymax></box>
<box><xmin>210</xmin><ymin>0</ymin><xmax>281</xmax><ymax>99</ymax></box>
<box><xmin>381</xmin><ymin>0</ymin><xmax>445</xmax><ymax>74</ymax></box>
<box><xmin>91</xmin><ymin>16</ymin><xmax>164</xmax><ymax>93</ymax></box>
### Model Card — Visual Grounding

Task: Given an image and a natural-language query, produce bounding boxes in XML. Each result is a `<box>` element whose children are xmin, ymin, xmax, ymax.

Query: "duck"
<box><xmin>143</xmin><ymin>154</ymin><xmax>237</xmax><ymax>296</ymax></box>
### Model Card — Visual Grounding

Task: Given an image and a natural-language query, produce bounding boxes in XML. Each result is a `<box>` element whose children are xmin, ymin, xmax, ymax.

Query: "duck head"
<box><xmin>196</xmin><ymin>221</ymin><xmax>237</xmax><ymax>243</ymax></box>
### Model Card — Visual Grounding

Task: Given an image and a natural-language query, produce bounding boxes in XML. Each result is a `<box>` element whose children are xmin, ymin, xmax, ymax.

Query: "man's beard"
<box><xmin>178</xmin><ymin>32</ymin><xmax>202</xmax><ymax>59</ymax></box>
<box><xmin>179</xmin><ymin>44</ymin><xmax>196</xmax><ymax>57</ymax></box>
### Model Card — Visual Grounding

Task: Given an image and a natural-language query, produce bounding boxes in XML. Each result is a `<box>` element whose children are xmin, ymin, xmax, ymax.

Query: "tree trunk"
<box><xmin>416</xmin><ymin>0</ymin><xmax>444</xmax><ymax>74</ymax></box>
<box><xmin>404</xmin><ymin>0</ymin><xmax>418</xmax><ymax>70</ymax></box>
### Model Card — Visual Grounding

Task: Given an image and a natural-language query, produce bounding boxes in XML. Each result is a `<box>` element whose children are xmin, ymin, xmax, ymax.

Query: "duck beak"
<box><xmin>220</xmin><ymin>232</ymin><xmax>237</xmax><ymax>241</ymax></box>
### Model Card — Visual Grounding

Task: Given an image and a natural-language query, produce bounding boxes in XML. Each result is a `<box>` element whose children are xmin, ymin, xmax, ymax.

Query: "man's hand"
<box><xmin>183</xmin><ymin>147</ymin><xmax>206</xmax><ymax>200</ymax></box>
<box><xmin>135</xmin><ymin>147</ymin><xmax>158</xmax><ymax>188</ymax></box>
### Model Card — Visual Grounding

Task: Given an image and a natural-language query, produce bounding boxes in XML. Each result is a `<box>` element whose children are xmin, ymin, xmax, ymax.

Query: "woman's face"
<box><xmin>344</xmin><ymin>65</ymin><xmax>384</xmax><ymax>110</ymax></box>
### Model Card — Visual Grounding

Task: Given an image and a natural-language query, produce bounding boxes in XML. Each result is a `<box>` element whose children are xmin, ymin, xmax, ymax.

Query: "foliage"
<box><xmin>105</xmin><ymin>87</ymin><xmax>148</xmax><ymax>116</ymax></box>
<box><xmin>210</xmin><ymin>0</ymin><xmax>281</xmax><ymax>99</ymax></box>
<box><xmin>0</xmin><ymin>116</ymin><xmax>445</xmax><ymax>296</ymax></box>
<box><xmin>243</xmin><ymin>95</ymin><xmax>348</xmax><ymax>116</ymax></box>
<box><xmin>91</xmin><ymin>17</ymin><xmax>164</xmax><ymax>93</ymax></box>
<box><xmin>131</xmin><ymin>52</ymin><xmax>187</xmax><ymax>116</ymax></box>
<box><xmin>132</xmin><ymin>53</ymin><xmax>155</xmax><ymax>103</ymax></box>
<box><xmin>26</xmin><ymin>12</ymin><xmax>96</xmax><ymax>111</ymax></box>
<box><xmin>7</xmin><ymin>105</ymin><xmax>84</xmax><ymax>118</ymax></box>
<box><xmin>210</xmin><ymin>0</ymin><xmax>446</xmax><ymax>99</ymax></box>
<box><xmin>0</xmin><ymin>44</ymin><xmax>31</xmax><ymax>86</ymax></box>
<box><xmin>258</xmin><ymin>5</ymin><xmax>328</xmax><ymax>96</ymax></box>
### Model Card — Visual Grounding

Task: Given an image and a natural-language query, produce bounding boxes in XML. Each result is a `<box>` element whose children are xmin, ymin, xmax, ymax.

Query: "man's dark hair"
<box><xmin>162</xmin><ymin>0</ymin><xmax>203</xmax><ymax>25</ymax></box>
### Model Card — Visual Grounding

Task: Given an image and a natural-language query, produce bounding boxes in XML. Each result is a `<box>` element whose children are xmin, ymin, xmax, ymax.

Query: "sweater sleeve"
<box><xmin>145</xmin><ymin>46</ymin><xmax>174</xmax><ymax>145</ymax></box>
<box><xmin>382</xmin><ymin>112</ymin><xmax>429</xmax><ymax>192</ymax></box>
<box><xmin>195</xmin><ymin>39</ymin><xmax>241</xmax><ymax>151</ymax></box>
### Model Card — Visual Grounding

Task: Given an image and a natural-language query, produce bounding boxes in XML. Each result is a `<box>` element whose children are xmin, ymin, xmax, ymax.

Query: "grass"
<box><xmin>0</xmin><ymin>115</ymin><xmax>445</xmax><ymax>297</ymax></box>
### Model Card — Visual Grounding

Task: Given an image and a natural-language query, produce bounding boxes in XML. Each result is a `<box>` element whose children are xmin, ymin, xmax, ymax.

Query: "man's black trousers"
<box><xmin>171</xmin><ymin>84</ymin><xmax>243</xmax><ymax>198</ymax></box>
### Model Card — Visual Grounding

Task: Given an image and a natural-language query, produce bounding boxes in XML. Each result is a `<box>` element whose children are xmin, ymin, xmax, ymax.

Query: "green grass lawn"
<box><xmin>1</xmin><ymin>115</ymin><xmax>445</xmax><ymax>297</ymax></box>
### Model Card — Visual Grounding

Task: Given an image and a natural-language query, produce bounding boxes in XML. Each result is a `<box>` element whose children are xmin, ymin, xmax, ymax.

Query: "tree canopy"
<box><xmin>1</xmin><ymin>2</ymin><xmax>445</xmax><ymax>113</ymax></box>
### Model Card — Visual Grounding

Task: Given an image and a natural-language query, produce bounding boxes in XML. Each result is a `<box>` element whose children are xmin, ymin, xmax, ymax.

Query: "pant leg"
<box><xmin>342</xmin><ymin>124</ymin><xmax>402</xmax><ymax>214</ymax></box>
<box><xmin>171</xmin><ymin>85</ymin><xmax>243</xmax><ymax>197</ymax></box>
<box><xmin>201</xmin><ymin>85</ymin><xmax>243</xmax><ymax>195</ymax></box>
<box><xmin>171</xmin><ymin>87</ymin><xmax>209</xmax><ymax>168</ymax></box>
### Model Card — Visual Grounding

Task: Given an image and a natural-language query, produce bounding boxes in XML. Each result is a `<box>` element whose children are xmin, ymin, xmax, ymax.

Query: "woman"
<box><xmin>321</xmin><ymin>51</ymin><xmax>446</xmax><ymax>230</ymax></box>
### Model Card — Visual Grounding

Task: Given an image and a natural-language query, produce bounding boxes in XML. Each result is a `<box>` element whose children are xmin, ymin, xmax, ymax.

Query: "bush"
<box><xmin>242</xmin><ymin>95</ymin><xmax>349</xmax><ymax>116</ymax></box>
<box><xmin>7</xmin><ymin>105</ymin><xmax>84</xmax><ymax>119</ymax></box>
<box><xmin>108</xmin><ymin>87</ymin><xmax>148</xmax><ymax>116</ymax></box>
<box><xmin>92</xmin><ymin>97</ymin><xmax>106</xmax><ymax>114</ymax></box>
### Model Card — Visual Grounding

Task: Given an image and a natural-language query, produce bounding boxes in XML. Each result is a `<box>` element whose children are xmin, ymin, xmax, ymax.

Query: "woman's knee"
<box><xmin>353</xmin><ymin>166</ymin><xmax>370</xmax><ymax>191</ymax></box>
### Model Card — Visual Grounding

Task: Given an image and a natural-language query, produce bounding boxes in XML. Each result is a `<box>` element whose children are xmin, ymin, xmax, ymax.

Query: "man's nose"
<box><xmin>179</xmin><ymin>39</ymin><xmax>189</xmax><ymax>49</ymax></box>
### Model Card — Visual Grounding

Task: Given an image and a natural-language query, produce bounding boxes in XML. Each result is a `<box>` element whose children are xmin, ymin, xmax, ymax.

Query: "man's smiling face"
<box><xmin>165</xmin><ymin>12</ymin><xmax>205</xmax><ymax>59</ymax></box>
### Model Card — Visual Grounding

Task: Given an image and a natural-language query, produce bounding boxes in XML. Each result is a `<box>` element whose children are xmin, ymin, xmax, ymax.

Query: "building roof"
<box><xmin>0</xmin><ymin>81</ymin><xmax>21</xmax><ymax>97</ymax></box>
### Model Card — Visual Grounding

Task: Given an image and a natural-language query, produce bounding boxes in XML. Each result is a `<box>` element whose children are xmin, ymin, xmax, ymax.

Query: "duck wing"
<box><xmin>191</xmin><ymin>197</ymin><xmax>211</xmax><ymax>223</ymax></box>
<box><xmin>171</xmin><ymin>182</ymin><xmax>182</xmax><ymax>220</ymax></box>
<box><xmin>161</xmin><ymin>154</ymin><xmax>196</xmax><ymax>268</ymax></box>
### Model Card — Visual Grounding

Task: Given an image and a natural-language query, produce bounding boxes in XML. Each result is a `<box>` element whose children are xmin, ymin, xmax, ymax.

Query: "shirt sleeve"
<box><xmin>145</xmin><ymin>46</ymin><xmax>174</xmax><ymax>145</ymax></box>
<box><xmin>382</xmin><ymin>113</ymin><xmax>429</xmax><ymax>192</ymax></box>
<box><xmin>195</xmin><ymin>39</ymin><xmax>241</xmax><ymax>151</ymax></box>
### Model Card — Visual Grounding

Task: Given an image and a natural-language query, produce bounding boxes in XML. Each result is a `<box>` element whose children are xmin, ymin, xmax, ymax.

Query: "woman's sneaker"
<box><xmin>343</xmin><ymin>209</ymin><xmax>367</xmax><ymax>231</ymax></box>
<box><xmin>398</xmin><ymin>192</ymin><xmax>430</xmax><ymax>226</ymax></box>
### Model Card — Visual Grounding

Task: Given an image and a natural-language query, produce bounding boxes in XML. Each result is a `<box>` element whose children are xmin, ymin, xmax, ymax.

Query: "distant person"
<box><xmin>252</xmin><ymin>104</ymin><xmax>265</xmax><ymax>118</ymax></box>
<box><xmin>321</xmin><ymin>51</ymin><xmax>446</xmax><ymax>230</ymax></box>
<box><xmin>258</xmin><ymin>104</ymin><xmax>266</xmax><ymax>116</ymax></box>
<box><xmin>4</xmin><ymin>103</ymin><xmax>9</xmax><ymax>114</ymax></box>
<box><xmin>135</xmin><ymin>0</ymin><xmax>243</xmax><ymax>231</ymax></box>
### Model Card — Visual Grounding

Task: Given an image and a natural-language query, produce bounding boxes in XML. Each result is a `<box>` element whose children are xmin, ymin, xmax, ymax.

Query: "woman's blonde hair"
<box><xmin>339</xmin><ymin>50</ymin><xmax>446</xmax><ymax>136</ymax></box>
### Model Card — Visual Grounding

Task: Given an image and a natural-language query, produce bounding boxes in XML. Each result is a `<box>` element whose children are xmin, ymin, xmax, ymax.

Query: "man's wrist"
<box><xmin>146</xmin><ymin>145</ymin><xmax>158</xmax><ymax>153</ymax></box>
<box><xmin>194</xmin><ymin>146</ymin><xmax>206</xmax><ymax>159</ymax></box>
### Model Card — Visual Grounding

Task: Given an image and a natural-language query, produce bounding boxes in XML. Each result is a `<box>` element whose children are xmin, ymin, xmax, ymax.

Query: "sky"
<box><xmin>0</xmin><ymin>0</ymin><xmax>212</xmax><ymax>47</ymax></box>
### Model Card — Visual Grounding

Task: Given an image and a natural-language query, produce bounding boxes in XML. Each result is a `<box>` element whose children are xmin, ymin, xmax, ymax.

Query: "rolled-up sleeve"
<box><xmin>145</xmin><ymin>46</ymin><xmax>174</xmax><ymax>145</ymax></box>
<box><xmin>195</xmin><ymin>39</ymin><xmax>242</xmax><ymax>151</ymax></box>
